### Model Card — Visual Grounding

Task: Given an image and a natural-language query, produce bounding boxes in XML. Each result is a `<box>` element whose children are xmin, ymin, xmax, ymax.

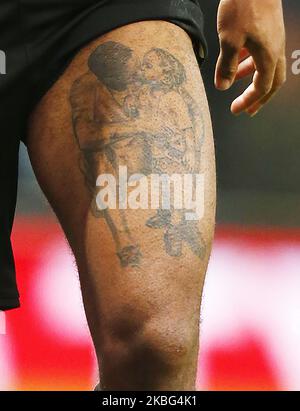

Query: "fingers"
<box><xmin>215</xmin><ymin>37</ymin><xmax>242</xmax><ymax>90</ymax></box>
<box><xmin>235</xmin><ymin>56</ymin><xmax>255</xmax><ymax>81</ymax></box>
<box><xmin>246</xmin><ymin>56</ymin><xmax>287</xmax><ymax>116</ymax></box>
<box><xmin>215</xmin><ymin>33</ymin><xmax>286</xmax><ymax>116</ymax></box>
<box><xmin>231</xmin><ymin>45</ymin><xmax>278</xmax><ymax>115</ymax></box>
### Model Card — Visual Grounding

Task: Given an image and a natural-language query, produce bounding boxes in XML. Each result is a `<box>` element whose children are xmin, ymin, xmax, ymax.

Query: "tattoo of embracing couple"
<box><xmin>70</xmin><ymin>41</ymin><xmax>206</xmax><ymax>267</ymax></box>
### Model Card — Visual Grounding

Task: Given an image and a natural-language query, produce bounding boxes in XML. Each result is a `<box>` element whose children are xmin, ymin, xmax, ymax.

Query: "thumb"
<box><xmin>215</xmin><ymin>37</ymin><xmax>241</xmax><ymax>90</ymax></box>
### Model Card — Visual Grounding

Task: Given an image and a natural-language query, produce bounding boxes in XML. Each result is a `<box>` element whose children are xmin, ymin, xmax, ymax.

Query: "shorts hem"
<box><xmin>0</xmin><ymin>297</ymin><xmax>20</xmax><ymax>311</ymax></box>
<box><xmin>22</xmin><ymin>0</ymin><xmax>207</xmax><ymax>146</ymax></box>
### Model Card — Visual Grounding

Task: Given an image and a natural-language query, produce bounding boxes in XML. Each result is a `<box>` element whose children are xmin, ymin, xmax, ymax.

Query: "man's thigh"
<box><xmin>27</xmin><ymin>20</ymin><xmax>216</xmax><ymax>387</ymax></box>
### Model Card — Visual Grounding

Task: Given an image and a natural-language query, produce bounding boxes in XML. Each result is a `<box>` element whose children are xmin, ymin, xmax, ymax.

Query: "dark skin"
<box><xmin>25</xmin><ymin>0</ymin><xmax>286</xmax><ymax>390</ymax></box>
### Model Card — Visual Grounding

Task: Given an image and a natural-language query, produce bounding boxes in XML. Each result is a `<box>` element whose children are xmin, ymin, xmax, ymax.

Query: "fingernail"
<box><xmin>250</xmin><ymin>110</ymin><xmax>259</xmax><ymax>117</ymax></box>
<box><xmin>217</xmin><ymin>79</ymin><xmax>231</xmax><ymax>91</ymax></box>
<box><xmin>231</xmin><ymin>107</ymin><xmax>242</xmax><ymax>116</ymax></box>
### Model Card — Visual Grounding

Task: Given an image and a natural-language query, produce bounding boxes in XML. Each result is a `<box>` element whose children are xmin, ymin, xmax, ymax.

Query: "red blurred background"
<box><xmin>1</xmin><ymin>0</ymin><xmax>300</xmax><ymax>392</ymax></box>
<box><xmin>1</xmin><ymin>219</ymin><xmax>300</xmax><ymax>390</ymax></box>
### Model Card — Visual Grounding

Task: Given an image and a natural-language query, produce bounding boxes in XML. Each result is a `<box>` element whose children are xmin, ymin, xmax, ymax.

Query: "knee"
<box><xmin>98</xmin><ymin>306</ymin><xmax>197</xmax><ymax>388</ymax></box>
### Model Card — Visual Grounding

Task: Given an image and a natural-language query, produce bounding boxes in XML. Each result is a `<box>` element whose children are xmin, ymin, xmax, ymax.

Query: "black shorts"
<box><xmin>0</xmin><ymin>0</ymin><xmax>206</xmax><ymax>311</ymax></box>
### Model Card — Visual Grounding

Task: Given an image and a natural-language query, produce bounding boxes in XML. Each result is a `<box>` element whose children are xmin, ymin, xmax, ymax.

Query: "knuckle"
<box><xmin>264</xmin><ymin>49</ymin><xmax>277</xmax><ymax>65</ymax></box>
<box><xmin>221</xmin><ymin>65</ymin><xmax>237</xmax><ymax>79</ymax></box>
<box><xmin>220</xmin><ymin>35</ymin><xmax>239</xmax><ymax>54</ymax></box>
<box><xmin>250</xmin><ymin>39</ymin><xmax>277</xmax><ymax>65</ymax></box>
<box><xmin>258</xmin><ymin>83</ymin><xmax>272</xmax><ymax>95</ymax></box>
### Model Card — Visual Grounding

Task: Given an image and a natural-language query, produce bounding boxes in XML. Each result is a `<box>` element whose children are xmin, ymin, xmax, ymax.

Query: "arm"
<box><xmin>215</xmin><ymin>0</ymin><xmax>286</xmax><ymax>116</ymax></box>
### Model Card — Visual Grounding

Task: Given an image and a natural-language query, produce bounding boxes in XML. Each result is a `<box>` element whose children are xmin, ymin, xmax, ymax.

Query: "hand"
<box><xmin>215</xmin><ymin>0</ymin><xmax>286</xmax><ymax>116</ymax></box>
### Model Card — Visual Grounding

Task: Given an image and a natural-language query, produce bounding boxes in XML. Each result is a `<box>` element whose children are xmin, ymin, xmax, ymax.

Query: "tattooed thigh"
<box><xmin>66</xmin><ymin>23</ymin><xmax>215</xmax><ymax>268</ymax></box>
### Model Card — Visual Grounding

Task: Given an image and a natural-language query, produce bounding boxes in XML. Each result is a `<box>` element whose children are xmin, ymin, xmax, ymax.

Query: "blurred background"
<box><xmin>1</xmin><ymin>0</ymin><xmax>300</xmax><ymax>390</ymax></box>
